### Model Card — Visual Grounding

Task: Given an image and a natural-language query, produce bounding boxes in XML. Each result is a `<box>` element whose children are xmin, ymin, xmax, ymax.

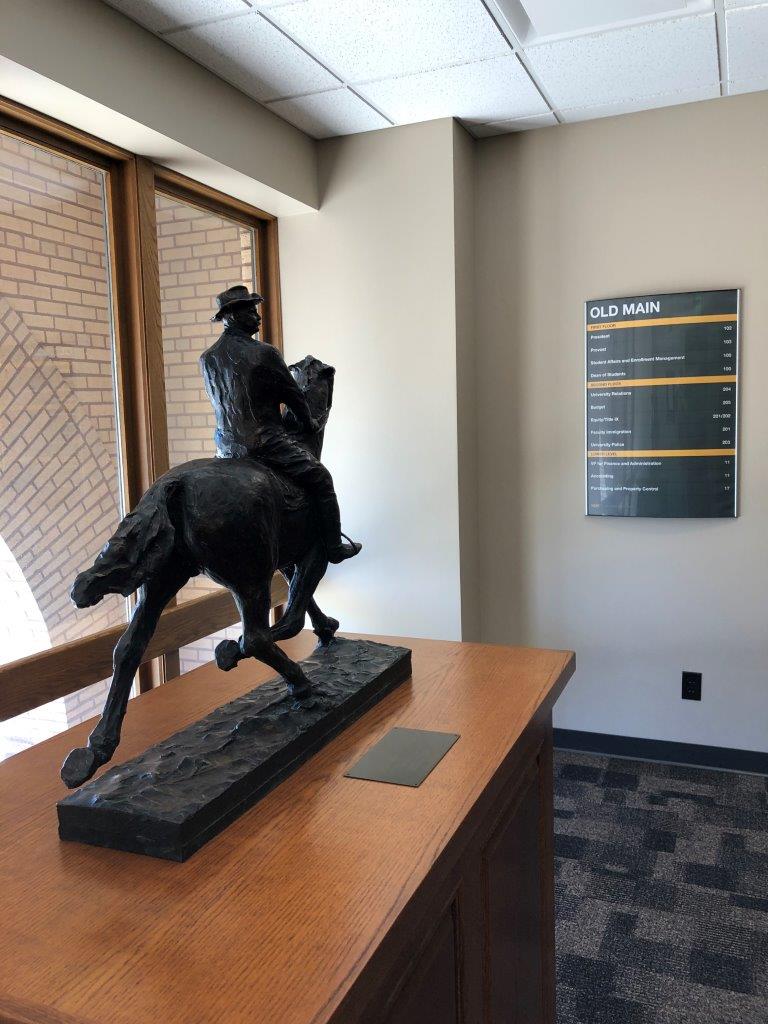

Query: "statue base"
<box><xmin>57</xmin><ymin>638</ymin><xmax>411</xmax><ymax>861</ymax></box>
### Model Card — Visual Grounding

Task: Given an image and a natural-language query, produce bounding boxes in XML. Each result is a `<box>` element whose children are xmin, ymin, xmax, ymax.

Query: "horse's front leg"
<box><xmin>61</xmin><ymin>567</ymin><xmax>188</xmax><ymax>788</ymax></box>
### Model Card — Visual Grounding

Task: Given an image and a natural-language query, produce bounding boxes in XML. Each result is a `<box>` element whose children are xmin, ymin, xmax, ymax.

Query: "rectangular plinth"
<box><xmin>58</xmin><ymin>637</ymin><xmax>411</xmax><ymax>861</ymax></box>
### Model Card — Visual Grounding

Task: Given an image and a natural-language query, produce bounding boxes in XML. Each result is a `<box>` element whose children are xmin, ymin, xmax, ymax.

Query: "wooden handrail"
<box><xmin>0</xmin><ymin>575</ymin><xmax>288</xmax><ymax>722</ymax></box>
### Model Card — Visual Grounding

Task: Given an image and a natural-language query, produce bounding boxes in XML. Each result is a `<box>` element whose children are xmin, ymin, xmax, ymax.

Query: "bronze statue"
<box><xmin>60</xmin><ymin>286</ymin><xmax>360</xmax><ymax>790</ymax></box>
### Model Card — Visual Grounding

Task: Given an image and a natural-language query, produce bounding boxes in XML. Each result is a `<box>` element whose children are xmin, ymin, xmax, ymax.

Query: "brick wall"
<box><xmin>156</xmin><ymin>192</ymin><xmax>256</xmax><ymax>672</ymax></box>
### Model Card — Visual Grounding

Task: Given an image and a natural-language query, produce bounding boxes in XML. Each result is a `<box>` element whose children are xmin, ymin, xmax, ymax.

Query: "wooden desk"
<box><xmin>0</xmin><ymin>633</ymin><xmax>574</xmax><ymax>1024</ymax></box>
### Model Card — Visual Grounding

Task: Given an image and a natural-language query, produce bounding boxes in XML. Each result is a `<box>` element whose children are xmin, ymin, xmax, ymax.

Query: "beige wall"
<box><xmin>475</xmin><ymin>92</ymin><xmax>768</xmax><ymax>751</ymax></box>
<box><xmin>280</xmin><ymin>119</ymin><xmax>470</xmax><ymax>641</ymax></box>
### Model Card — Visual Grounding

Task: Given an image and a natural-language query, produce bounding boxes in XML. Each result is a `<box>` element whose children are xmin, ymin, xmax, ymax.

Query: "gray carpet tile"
<box><xmin>554</xmin><ymin>750</ymin><xmax>768</xmax><ymax>1024</ymax></box>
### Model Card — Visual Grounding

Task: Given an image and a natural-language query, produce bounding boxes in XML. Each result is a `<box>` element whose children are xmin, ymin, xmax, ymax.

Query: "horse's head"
<box><xmin>289</xmin><ymin>355</ymin><xmax>336</xmax><ymax>424</ymax></box>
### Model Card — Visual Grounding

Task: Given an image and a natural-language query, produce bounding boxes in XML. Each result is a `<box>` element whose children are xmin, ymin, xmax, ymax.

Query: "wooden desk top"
<box><xmin>0</xmin><ymin>633</ymin><xmax>574</xmax><ymax>1024</ymax></box>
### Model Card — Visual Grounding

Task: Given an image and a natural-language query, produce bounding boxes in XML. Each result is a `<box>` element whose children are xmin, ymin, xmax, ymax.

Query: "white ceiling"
<box><xmin>102</xmin><ymin>0</ymin><xmax>768</xmax><ymax>139</ymax></box>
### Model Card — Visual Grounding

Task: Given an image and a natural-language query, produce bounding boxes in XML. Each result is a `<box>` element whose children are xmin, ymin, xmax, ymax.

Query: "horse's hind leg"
<box><xmin>235</xmin><ymin>584</ymin><xmax>313</xmax><ymax>700</ymax></box>
<box><xmin>274</xmin><ymin>557</ymin><xmax>337</xmax><ymax>643</ymax></box>
<box><xmin>214</xmin><ymin>560</ymin><xmax>309</xmax><ymax>672</ymax></box>
<box><xmin>271</xmin><ymin>546</ymin><xmax>329</xmax><ymax>643</ymax></box>
<box><xmin>307</xmin><ymin>598</ymin><xmax>339</xmax><ymax>647</ymax></box>
<box><xmin>60</xmin><ymin>565</ymin><xmax>189</xmax><ymax>788</ymax></box>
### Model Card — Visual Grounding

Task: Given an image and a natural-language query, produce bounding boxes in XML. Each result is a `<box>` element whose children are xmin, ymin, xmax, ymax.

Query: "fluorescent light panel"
<box><xmin>492</xmin><ymin>0</ymin><xmax>715</xmax><ymax>44</ymax></box>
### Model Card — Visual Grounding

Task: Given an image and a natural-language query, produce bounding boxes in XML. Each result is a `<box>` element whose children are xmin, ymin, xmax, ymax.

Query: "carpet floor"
<box><xmin>553</xmin><ymin>750</ymin><xmax>768</xmax><ymax>1024</ymax></box>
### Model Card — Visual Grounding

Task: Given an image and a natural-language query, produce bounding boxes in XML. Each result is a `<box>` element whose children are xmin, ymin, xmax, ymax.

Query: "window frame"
<box><xmin>0</xmin><ymin>96</ymin><xmax>287</xmax><ymax>722</ymax></box>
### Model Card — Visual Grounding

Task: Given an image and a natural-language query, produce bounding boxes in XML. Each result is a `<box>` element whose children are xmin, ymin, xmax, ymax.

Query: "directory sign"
<box><xmin>586</xmin><ymin>289</ymin><xmax>739</xmax><ymax>517</ymax></box>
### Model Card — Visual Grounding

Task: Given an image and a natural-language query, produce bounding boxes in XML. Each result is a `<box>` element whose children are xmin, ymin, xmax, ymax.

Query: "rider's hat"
<box><xmin>211</xmin><ymin>284</ymin><xmax>264</xmax><ymax>322</ymax></box>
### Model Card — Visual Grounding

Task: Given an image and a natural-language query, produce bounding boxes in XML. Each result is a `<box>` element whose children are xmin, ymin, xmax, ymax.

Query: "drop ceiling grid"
<box><xmin>355</xmin><ymin>54</ymin><xmax>550</xmax><ymax>127</ymax></box>
<box><xmin>166</xmin><ymin>11</ymin><xmax>340</xmax><ymax>102</ymax></box>
<box><xmin>264</xmin><ymin>0</ymin><xmax>512</xmax><ymax>83</ymax></box>
<box><xmin>102</xmin><ymin>0</ymin><xmax>768</xmax><ymax>138</ymax></box>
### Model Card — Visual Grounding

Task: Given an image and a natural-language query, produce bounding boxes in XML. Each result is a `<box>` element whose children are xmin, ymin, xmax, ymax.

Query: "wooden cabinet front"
<box><xmin>364</xmin><ymin>725</ymin><xmax>556</xmax><ymax>1024</ymax></box>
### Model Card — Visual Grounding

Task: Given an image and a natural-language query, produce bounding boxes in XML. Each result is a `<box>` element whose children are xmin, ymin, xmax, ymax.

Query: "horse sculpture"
<box><xmin>61</xmin><ymin>355</ymin><xmax>340</xmax><ymax>790</ymax></box>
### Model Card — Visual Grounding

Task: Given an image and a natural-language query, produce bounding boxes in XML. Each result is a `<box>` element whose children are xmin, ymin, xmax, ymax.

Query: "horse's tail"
<box><xmin>70</xmin><ymin>476</ymin><xmax>180</xmax><ymax>608</ymax></box>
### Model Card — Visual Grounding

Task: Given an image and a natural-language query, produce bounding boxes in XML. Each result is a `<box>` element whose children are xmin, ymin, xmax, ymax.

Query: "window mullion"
<box><xmin>109</xmin><ymin>156</ymin><xmax>176</xmax><ymax>688</ymax></box>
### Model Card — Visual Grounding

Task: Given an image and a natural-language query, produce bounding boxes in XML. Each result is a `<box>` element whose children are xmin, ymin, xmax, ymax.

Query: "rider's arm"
<box><xmin>261</xmin><ymin>346</ymin><xmax>316</xmax><ymax>431</ymax></box>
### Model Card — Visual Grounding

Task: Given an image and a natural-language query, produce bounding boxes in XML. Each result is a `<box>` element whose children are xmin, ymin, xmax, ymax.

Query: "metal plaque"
<box><xmin>344</xmin><ymin>727</ymin><xmax>459</xmax><ymax>788</ymax></box>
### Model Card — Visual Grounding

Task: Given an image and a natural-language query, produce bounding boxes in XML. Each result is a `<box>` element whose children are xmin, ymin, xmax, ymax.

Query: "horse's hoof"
<box><xmin>215</xmin><ymin>639</ymin><xmax>241</xmax><ymax>671</ymax></box>
<box><xmin>289</xmin><ymin>681</ymin><xmax>315</xmax><ymax>709</ymax></box>
<box><xmin>61</xmin><ymin>746</ymin><xmax>99</xmax><ymax>789</ymax></box>
<box><xmin>315</xmin><ymin>617</ymin><xmax>340</xmax><ymax>646</ymax></box>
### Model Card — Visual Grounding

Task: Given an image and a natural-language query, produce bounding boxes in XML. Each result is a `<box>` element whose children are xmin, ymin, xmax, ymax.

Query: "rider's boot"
<box><xmin>327</xmin><ymin>534</ymin><xmax>362</xmax><ymax>563</ymax></box>
<box><xmin>317</xmin><ymin>496</ymin><xmax>362</xmax><ymax>563</ymax></box>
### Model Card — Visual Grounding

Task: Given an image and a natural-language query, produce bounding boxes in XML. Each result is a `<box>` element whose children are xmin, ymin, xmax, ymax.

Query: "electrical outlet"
<box><xmin>682</xmin><ymin>671</ymin><xmax>702</xmax><ymax>701</ymax></box>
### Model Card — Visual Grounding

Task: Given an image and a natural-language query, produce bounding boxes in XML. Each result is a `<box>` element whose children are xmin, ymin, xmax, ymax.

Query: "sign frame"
<box><xmin>584</xmin><ymin>288</ymin><xmax>740</xmax><ymax>519</ymax></box>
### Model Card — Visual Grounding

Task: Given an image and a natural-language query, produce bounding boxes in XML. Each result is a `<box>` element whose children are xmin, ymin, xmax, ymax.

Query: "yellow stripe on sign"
<box><xmin>587</xmin><ymin>313</ymin><xmax>737</xmax><ymax>332</ymax></box>
<box><xmin>588</xmin><ymin>449</ymin><xmax>736</xmax><ymax>458</ymax></box>
<box><xmin>587</xmin><ymin>374</ymin><xmax>737</xmax><ymax>389</ymax></box>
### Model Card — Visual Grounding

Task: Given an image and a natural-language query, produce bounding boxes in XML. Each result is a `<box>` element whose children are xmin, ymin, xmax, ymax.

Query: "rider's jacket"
<box><xmin>200</xmin><ymin>327</ymin><xmax>313</xmax><ymax>458</ymax></box>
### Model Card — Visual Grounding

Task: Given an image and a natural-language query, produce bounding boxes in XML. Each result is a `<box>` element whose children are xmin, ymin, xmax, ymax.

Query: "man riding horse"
<box><xmin>60</xmin><ymin>288</ymin><xmax>357</xmax><ymax>789</ymax></box>
<box><xmin>201</xmin><ymin>285</ymin><xmax>361</xmax><ymax>565</ymax></box>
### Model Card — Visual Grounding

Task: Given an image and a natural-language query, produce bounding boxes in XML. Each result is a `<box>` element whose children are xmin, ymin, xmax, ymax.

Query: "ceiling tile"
<box><xmin>468</xmin><ymin>112</ymin><xmax>558</xmax><ymax>137</ymax></box>
<box><xmin>104</xmin><ymin>0</ymin><xmax>250</xmax><ymax>34</ymax></box>
<box><xmin>559</xmin><ymin>83</ymin><xmax>720</xmax><ymax>122</ymax></box>
<box><xmin>726</xmin><ymin>4</ymin><xmax>768</xmax><ymax>94</ymax></box>
<box><xmin>359</xmin><ymin>55</ymin><xmax>549</xmax><ymax>125</ymax></box>
<box><xmin>265</xmin><ymin>0</ymin><xmax>509</xmax><ymax>83</ymax></box>
<box><xmin>166</xmin><ymin>12</ymin><xmax>337</xmax><ymax>101</ymax></box>
<box><xmin>266</xmin><ymin>88</ymin><xmax>391</xmax><ymax>137</ymax></box>
<box><xmin>724</xmin><ymin>0</ymin><xmax>765</xmax><ymax>7</ymax></box>
<box><xmin>525</xmin><ymin>13</ymin><xmax>719</xmax><ymax>110</ymax></box>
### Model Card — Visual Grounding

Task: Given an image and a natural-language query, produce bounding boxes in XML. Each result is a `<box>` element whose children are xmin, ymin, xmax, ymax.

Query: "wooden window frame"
<box><xmin>153</xmin><ymin>166</ymin><xmax>283</xmax><ymax>355</ymax></box>
<box><xmin>0</xmin><ymin>96</ymin><xmax>286</xmax><ymax>723</ymax></box>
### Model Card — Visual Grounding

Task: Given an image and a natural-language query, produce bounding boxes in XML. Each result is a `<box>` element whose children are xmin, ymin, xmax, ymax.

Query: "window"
<box><xmin>0</xmin><ymin>102</ymin><xmax>283</xmax><ymax>759</ymax></box>
<box><xmin>0</xmin><ymin>127</ymin><xmax>126</xmax><ymax>660</ymax></box>
<box><xmin>0</xmin><ymin>126</ymin><xmax>126</xmax><ymax>757</ymax></box>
